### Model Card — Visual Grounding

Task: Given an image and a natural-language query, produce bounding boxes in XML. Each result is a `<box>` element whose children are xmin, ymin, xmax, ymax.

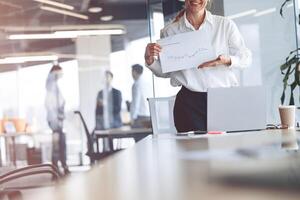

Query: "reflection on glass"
<box><xmin>281</xmin><ymin>130</ymin><xmax>299</xmax><ymax>151</ymax></box>
<box><xmin>224</xmin><ymin>0</ymin><xmax>297</xmax><ymax>123</ymax></box>
<box><xmin>148</xmin><ymin>0</ymin><xmax>182</xmax><ymax>97</ymax></box>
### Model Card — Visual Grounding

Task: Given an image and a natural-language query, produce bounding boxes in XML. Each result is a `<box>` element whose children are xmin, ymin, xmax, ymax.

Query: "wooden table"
<box><xmin>25</xmin><ymin>129</ymin><xmax>300</xmax><ymax>200</ymax></box>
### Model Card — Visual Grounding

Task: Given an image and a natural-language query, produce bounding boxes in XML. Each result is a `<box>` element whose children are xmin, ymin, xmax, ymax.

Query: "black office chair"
<box><xmin>74</xmin><ymin>111</ymin><xmax>120</xmax><ymax>165</ymax></box>
<box><xmin>0</xmin><ymin>164</ymin><xmax>61</xmax><ymax>200</ymax></box>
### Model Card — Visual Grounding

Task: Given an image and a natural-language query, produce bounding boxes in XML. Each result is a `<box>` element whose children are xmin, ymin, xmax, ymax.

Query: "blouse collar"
<box><xmin>182</xmin><ymin>10</ymin><xmax>213</xmax><ymax>31</ymax></box>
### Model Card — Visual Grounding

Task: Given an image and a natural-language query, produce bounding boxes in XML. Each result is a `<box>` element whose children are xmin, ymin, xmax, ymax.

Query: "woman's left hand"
<box><xmin>198</xmin><ymin>55</ymin><xmax>231</xmax><ymax>69</ymax></box>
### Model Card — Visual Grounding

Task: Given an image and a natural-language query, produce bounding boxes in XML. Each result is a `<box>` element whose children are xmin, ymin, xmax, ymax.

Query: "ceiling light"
<box><xmin>41</xmin><ymin>6</ymin><xmax>88</xmax><ymax>20</ymax></box>
<box><xmin>33</xmin><ymin>0</ymin><xmax>74</xmax><ymax>10</ymax></box>
<box><xmin>88</xmin><ymin>7</ymin><xmax>103</xmax><ymax>13</ymax></box>
<box><xmin>8</xmin><ymin>29</ymin><xmax>126</xmax><ymax>40</ymax></box>
<box><xmin>56</xmin><ymin>29</ymin><xmax>124</xmax><ymax>36</ymax></box>
<box><xmin>8</xmin><ymin>33</ymin><xmax>68</xmax><ymax>40</ymax></box>
<box><xmin>228</xmin><ymin>9</ymin><xmax>257</xmax><ymax>20</ymax></box>
<box><xmin>0</xmin><ymin>55</ymin><xmax>58</xmax><ymax>64</ymax></box>
<box><xmin>254</xmin><ymin>8</ymin><xmax>276</xmax><ymax>17</ymax></box>
<box><xmin>100</xmin><ymin>15</ymin><xmax>113</xmax><ymax>21</ymax></box>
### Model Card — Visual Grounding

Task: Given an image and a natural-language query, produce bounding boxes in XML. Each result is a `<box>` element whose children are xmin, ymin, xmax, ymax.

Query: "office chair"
<box><xmin>148</xmin><ymin>97</ymin><xmax>177</xmax><ymax>135</ymax></box>
<box><xmin>74</xmin><ymin>111</ymin><xmax>119</xmax><ymax>165</ymax></box>
<box><xmin>0</xmin><ymin>164</ymin><xmax>61</xmax><ymax>200</ymax></box>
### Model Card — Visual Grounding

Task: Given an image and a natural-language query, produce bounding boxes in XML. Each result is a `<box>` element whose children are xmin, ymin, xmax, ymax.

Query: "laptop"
<box><xmin>207</xmin><ymin>86</ymin><xmax>266</xmax><ymax>132</ymax></box>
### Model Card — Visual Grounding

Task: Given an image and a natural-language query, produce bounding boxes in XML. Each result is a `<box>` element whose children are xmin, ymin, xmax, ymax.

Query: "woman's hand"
<box><xmin>198</xmin><ymin>55</ymin><xmax>231</xmax><ymax>69</ymax></box>
<box><xmin>145</xmin><ymin>43</ymin><xmax>162</xmax><ymax>66</ymax></box>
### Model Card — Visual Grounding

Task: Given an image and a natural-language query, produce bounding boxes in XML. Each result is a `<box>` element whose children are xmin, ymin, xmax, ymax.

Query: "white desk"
<box><xmin>93</xmin><ymin>127</ymin><xmax>152</xmax><ymax>152</ymax></box>
<box><xmin>23</xmin><ymin>129</ymin><xmax>300</xmax><ymax>200</ymax></box>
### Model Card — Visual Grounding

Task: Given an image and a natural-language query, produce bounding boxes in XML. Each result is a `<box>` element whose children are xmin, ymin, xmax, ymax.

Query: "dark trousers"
<box><xmin>131</xmin><ymin>116</ymin><xmax>151</xmax><ymax>129</ymax></box>
<box><xmin>173</xmin><ymin>87</ymin><xmax>207</xmax><ymax>132</ymax></box>
<box><xmin>52</xmin><ymin>131</ymin><xmax>67</xmax><ymax>168</ymax></box>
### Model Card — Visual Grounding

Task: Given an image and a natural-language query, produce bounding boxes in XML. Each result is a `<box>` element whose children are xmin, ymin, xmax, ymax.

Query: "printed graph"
<box><xmin>166</xmin><ymin>48</ymin><xmax>209</xmax><ymax>60</ymax></box>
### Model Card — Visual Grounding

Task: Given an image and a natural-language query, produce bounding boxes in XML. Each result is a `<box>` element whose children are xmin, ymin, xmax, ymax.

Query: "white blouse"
<box><xmin>147</xmin><ymin>11</ymin><xmax>252</xmax><ymax>92</ymax></box>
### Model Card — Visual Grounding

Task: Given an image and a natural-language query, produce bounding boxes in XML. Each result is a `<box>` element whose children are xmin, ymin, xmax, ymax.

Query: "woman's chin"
<box><xmin>188</xmin><ymin>7</ymin><xmax>205</xmax><ymax>14</ymax></box>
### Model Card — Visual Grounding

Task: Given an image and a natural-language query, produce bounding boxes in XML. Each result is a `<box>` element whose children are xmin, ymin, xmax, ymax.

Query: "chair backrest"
<box><xmin>0</xmin><ymin>164</ymin><xmax>60</xmax><ymax>188</ymax></box>
<box><xmin>148</xmin><ymin>96</ymin><xmax>177</xmax><ymax>135</ymax></box>
<box><xmin>74</xmin><ymin>111</ymin><xmax>94</xmax><ymax>154</ymax></box>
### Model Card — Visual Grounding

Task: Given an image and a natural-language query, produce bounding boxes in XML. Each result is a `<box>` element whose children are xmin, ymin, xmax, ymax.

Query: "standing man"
<box><xmin>130</xmin><ymin>64</ymin><xmax>150</xmax><ymax>128</ymax></box>
<box><xmin>95</xmin><ymin>71</ymin><xmax>122</xmax><ymax>130</ymax></box>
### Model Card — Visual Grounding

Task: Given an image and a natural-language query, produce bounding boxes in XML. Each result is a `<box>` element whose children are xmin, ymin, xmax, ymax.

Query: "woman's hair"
<box><xmin>50</xmin><ymin>64</ymin><xmax>62</xmax><ymax>73</ymax></box>
<box><xmin>173</xmin><ymin>0</ymin><xmax>212</xmax><ymax>23</ymax></box>
<box><xmin>46</xmin><ymin>64</ymin><xmax>62</xmax><ymax>89</ymax></box>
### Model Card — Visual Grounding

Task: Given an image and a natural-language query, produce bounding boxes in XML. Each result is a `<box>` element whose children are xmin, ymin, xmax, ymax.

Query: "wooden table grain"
<box><xmin>25</xmin><ymin>129</ymin><xmax>300</xmax><ymax>200</ymax></box>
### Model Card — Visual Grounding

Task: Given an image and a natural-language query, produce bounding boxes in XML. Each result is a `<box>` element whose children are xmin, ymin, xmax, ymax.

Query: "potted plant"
<box><xmin>279</xmin><ymin>0</ymin><xmax>300</xmax><ymax>105</ymax></box>
<box><xmin>280</xmin><ymin>48</ymin><xmax>300</xmax><ymax>105</ymax></box>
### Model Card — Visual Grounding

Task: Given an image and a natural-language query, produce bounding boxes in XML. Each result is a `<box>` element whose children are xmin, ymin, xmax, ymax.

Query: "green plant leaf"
<box><xmin>296</xmin><ymin>62</ymin><xmax>300</xmax><ymax>85</ymax></box>
<box><xmin>289</xmin><ymin>81</ymin><xmax>297</xmax><ymax>105</ymax></box>
<box><xmin>282</xmin><ymin>65</ymin><xmax>292</xmax><ymax>84</ymax></box>
<box><xmin>281</xmin><ymin>65</ymin><xmax>293</xmax><ymax>105</ymax></box>
<box><xmin>280</xmin><ymin>56</ymin><xmax>298</xmax><ymax>71</ymax></box>
<box><xmin>289</xmin><ymin>92</ymin><xmax>295</xmax><ymax>105</ymax></box>
<box><xmin>280</xmin><ymin>48</ymin><xmax>300</xmax><ymax>105</ymax></box>
<box><xmin>281</xmin><ymin>91</ymin><xmax>285</xmax><ymax>105</ymax></box>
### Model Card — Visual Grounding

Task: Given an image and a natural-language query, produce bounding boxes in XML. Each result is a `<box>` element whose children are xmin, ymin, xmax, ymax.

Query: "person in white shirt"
<box><xmin>144</xmin><ymin>0</ymin><xmax>252</xmax><ymax>132</ymax></box>
<box><xmin>130</xmin><ymin>64</ymin><xmax>150</xmax><ymax>128</ymax></box>
<box><xmin>45</xmin><ymin>64</ymin><xmax>69</xmax><ymax>174</ymax></box>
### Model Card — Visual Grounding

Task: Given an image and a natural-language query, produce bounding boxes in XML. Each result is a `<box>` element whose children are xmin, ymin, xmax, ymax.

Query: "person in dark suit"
<box><xmin>95</xmin><ymin>71</ymin><xmax>122</xmax><ymax>130</ymax></box>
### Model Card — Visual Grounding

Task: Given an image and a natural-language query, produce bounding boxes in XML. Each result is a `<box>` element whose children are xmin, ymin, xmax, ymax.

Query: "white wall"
<box><xmin>224</xmin><ymin>0</ymin><xmax>297</xmax><ymax>124</ymax></box>
<box><xmin>76</xmin><ymin>35</ymin><xmax>111</xmax><ymax>131</ymax></box>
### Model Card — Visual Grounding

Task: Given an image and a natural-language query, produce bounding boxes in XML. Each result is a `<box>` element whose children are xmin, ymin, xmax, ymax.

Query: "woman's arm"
<box><xmin>198</xmin><ymin>19</ymin><xmax>252</xmax><ymax>69</ymax></box>
<box><xmin>144</xmin><ymin>31</ymin><xmax>171</xmax><ymax>78</ymax></box>
<box><xmin>227</xmin><ymin>19</ymin><xmax>252</xmax><ymax>69</ymax></box>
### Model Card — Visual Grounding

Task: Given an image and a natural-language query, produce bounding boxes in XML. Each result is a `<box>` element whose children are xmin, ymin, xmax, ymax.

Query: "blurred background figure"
<box><xmin>95</xmin><ymin>71</ymin><xmax>122</xmax><ymax>130</ymax></box>
<box><xmin>45</xmin><ymin>64</ymin><xmax>69</xmax><ymax>175</ymax></box>
<box><xmin>130</xmin><ymin>64</ymin><xmax>150</xmax><ymax>128</ymax></box>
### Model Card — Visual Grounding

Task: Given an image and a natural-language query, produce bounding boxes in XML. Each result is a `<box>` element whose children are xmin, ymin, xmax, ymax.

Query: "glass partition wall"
<box><xmin>147</xmin><ymin>0</ymin><xmax>300</xmax><ymax>124</ymax></box>
<box><xmin>0</xmin><ymin>0</ymin><xmax>299</xmax><ymax>167</ymax></box>
<box><xmin>0</xmin><ymin>1</ymin><xmax>154</xmax><ymax>166</ymax></box>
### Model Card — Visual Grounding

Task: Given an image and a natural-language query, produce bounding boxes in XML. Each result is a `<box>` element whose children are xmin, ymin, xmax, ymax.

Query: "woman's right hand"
<box><xmin>144</xmin><ymin>43</ymin><xmax>162</xmax><ymax>66</ymax></box>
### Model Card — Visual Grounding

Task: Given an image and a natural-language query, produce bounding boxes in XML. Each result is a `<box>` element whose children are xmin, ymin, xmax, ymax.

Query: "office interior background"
<box><xmin>0</xmin><ymin>0</ymin><xmax>299</xmax><ymax>166</ymax></box>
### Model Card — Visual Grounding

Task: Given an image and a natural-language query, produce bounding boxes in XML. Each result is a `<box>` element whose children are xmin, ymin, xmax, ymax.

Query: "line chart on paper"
<box><xmin>157</xmin><ymin>29</ymin><xmax>216</xmax><ymax>73</ymax></box>
<box><xmin>166</xmin><ymin>48</ymin><xmax>209</xmax><ymax>61</ymax></box>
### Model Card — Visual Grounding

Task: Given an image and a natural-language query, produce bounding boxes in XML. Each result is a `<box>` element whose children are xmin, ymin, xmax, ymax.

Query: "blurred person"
<box><xmin>130</xmin><ymin>64</ymin><xmax>150</xmax><ymax>128</ymax></box>
<box><xmin>95</xmin><ymin>71</ymin><xmax>122</xmax><ymax>130</ymax></box>
<box><xmin>45</xmin><ymin>64</ymin><xmax>69</xmax><ymax>175</ymax></box>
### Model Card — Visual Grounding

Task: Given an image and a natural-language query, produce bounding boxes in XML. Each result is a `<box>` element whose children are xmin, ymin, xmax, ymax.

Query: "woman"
<box><xmin>145</xmin><ymin>0</ymin><xmax>252</xmax><ymax>132</ymax></box>
<box><xmin>45</xmin><ymin>64</ymin><xmax>69</xmax><ymax>174</ymax></box>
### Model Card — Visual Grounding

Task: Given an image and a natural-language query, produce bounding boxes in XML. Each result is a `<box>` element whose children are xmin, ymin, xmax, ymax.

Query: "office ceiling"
<box><xmin>0</xmin><ymin>0</ymin><xmax>149</xmax><ymax>26</ymax></box>
<box><xmin>0</xmin><ymin>0</ymin><xmax>156</xmax><ymax>71</ymax></box>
